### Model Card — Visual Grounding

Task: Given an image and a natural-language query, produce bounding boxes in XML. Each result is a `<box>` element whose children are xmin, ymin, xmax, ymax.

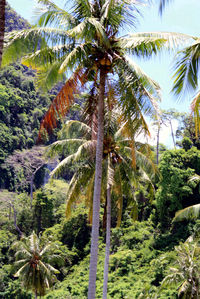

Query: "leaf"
<box><xmin>173</xmin><ymin>204</ymin><xmax>200</xmax><ymax>222</ymax></box>
<box><xmin>37</xmin><ymin>68</ymin><xmax>87</xmax><ymax>143</ymax></box>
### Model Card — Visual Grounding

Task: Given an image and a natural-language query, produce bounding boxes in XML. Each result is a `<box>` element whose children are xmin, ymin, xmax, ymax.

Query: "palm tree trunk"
<box><xmin>156</xmin><ymin>124</ymin><xmax>160</xmax><ymax>165</ymax></box>
<box><xmin>102</xmin><ymin>182</ymin><xmax>111</xmax><ymax>299</ymax></box>
<box><xmin>30</xmin><ymin>175</ymin><xmax>34</xmax><ymax>208</ymax></box>
<box><xmin>169</xmin><ymin>120</ymin><xmax>176</xmax><ymax>148</ymax></box>
<box><xmin>88</xmin><ymin>67</ymin><xmax>106</xmax><ymax>299</ymax></box>
<box><xmin>0</xmin><ymin>0</ymin><xmax>5</xmax><ymax>67</ymax></box>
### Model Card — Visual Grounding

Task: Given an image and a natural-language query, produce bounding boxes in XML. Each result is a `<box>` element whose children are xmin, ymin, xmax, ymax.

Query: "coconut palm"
<box><xmin>160</xmin><ymin>238</ymin><xmax>200</xmax><ymax>298</ymax></box>
<box><xmin>13</xmin><ymin>231</ymin><xmax>60</xmax><ymax>298</ymax></box>
<box><xmin>0</xmin><ymin>0</ymin><xmax>6</xmax><ymax>66</ymax></box>
<box><xmin>48</xmin><ymin>113</ymin><xmax>157</xmax><ymax>298</ymax></box>
<box><xmin>2</xmin><ymin>1</ymin><xmax>187</xmax><ymax>296</ymax></box>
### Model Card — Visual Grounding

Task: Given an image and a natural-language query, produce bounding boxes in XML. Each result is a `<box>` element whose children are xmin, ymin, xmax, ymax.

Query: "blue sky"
<box><xmin>7</xmin><ymin>0</ymin><xmax>200</xmax><ymax>146</ymax></box>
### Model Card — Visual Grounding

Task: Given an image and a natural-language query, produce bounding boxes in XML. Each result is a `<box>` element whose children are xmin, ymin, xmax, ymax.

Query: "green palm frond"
<box><xmin>173</xmin><ymin>204</ymin><xmax>200</xmax><ymax>222</ymax></box>
<box><xmin>2</xmin><ymin>27</ymin><xmax>70</xmax><ymax>66</ymax></box>
<box><xmin>36</xmin><ymin>60</ymin><xmax>66</xmax><ymax>90</ymax></box>
<box><xmin>73</xmin><ymin>0</ymin><xmax>93</xmax><ymax>19</ymax></box>
<box><xmin>36</xmin><ymin>0</ymin><xmax>75</xmax><ymax>29</ymax></box>
<box><xmin>59</xmin><ymin>120</ymin><xmax>91</xmax><ymax>139</ymax></box>
<box><xmin>191</xmin><ymin>90</ymin><xmax>200</xmax><ymax>136</ymax></box>
<box><xmin>123</xmin><ymin>55</ymin><xmax>161</xmax><ymax>99</ymax></box>
<box><xmin>22</xmin><ymin>44</ymin><xmax>73</xmax><ymax>69</ymax></box>
<box><xmin>47</xmin><ymin>139</ymin><xmax>87</xmax><ymax>157</ymax></box>
<box><xmin>66</xmin><ymin>165</ymin><xmax>95</xmax><ymax>218</ymax></box>
<box><xmin>189</xmin><ymin>173</ymin><xmax>200</xmax><ymax>183</ymax></box>
<box><xmin>122</xmin><ymin>32</ymin><xmax>191</xmax><ymax>53</ymax></box>
<box><xmin>100</xmin><ymin>0</ymin><xmax>114</xmax><ymax>25</ymax></box>
<box><xmin>67</xmin><ymin>17</ymin><xmax>110</xmax><ymax>47</ymax></box>
<box><xmin>173</xmin><ymin>39</ymin><xmax>200</xmax><ymax>95</ymax></box>
<box><xmin>160</xmin><ymin>272</ymin><xmax>184</xmax><ymax>289</ymax></box>
<box><xmin>178</xmin><ymin>280</ymin><xmax>191</xmax><ymax>298</ymax></box>
<box><xmin>14</xmin><ymin>262</ymin><xmax>30</xmax><ymax>278</ymax></box>
<box><xmin>51</xmin><ymin>140</ymin><xmax>96</xmax><ymax>177</ymax></box>
<box><xmin>59</xmin><ymin>42</ymin><xmax>92</xmax><ymax>72</ymax></box>
<box><xmin>116</xmin><ymin>56</ymin><xmax>160</xmax><ymax>122</ymax></box>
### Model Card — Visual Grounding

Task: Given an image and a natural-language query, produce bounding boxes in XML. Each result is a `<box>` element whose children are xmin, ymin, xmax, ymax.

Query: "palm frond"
<box><xmin>47</xmin><ymin>139</ymin><xmax>87</xmax><ymax>157</ymax></box>
<box><xmin>73</xmin><ymin>0</ymin><xmax>92</xmax><ymax>19</ymax></box>
<box><xmin>14</xmin><ymin>262</ymin><xmax>30</xmax><ymax>277</ymax></box>
<box><xmin>191</xmin><ymin>90</ymin><xmax>200</xmax><ymax>137</ymax></box>
<box><xmin>21</xmin><ymin>44</ymin><xmax>73</xmax><ymax>70</ymax></box>
<box><xmin>172</xmin><ymin>39</ymin><xmax>200</xmax><ymax>95</ymax></box>
<box><xmin>173</xmin><ymin>204</ymin><xmax>200</xmax><ymax>222</ymax></box>
<box><xmin>160</xmin><ymin>272</ymin><xmax>184</xmax><ymax>289</ymax></box>
<box><xmin>37</xmin><ymin>68</ymin><xmax>87</xmax><ymax>143</ymax></box>
<box><xmin>50</xmin><ymin>140</ymin><xmax>96</xmax><ymax>177</ymax></box>
<box><xmin>2</xmin><ymin>27</ymin><xmax>71</xmax><ymax>66</ymax></box>
<box><xmin>66</xmin><ymin>165</ymin><xmax>94</xmax><ymax>218</ymax></box>
<box><xmin>124</xmin><ymin>31</ymin><xmax>191</xmax><ymax>53</ymax></box>
<box><xmin>59</xmin><ymin>42</ymin><xmax>92</xmax><ymax>72</ymax></box>
<box><xmin>60</xmin><ymin>120</ymin><xmax>91</xmax><ymax>139</ymax></box>
<box><xmin>36</xmin><ymin>0</ymin><xmax>75</xmax><ymax>29</ymax></box>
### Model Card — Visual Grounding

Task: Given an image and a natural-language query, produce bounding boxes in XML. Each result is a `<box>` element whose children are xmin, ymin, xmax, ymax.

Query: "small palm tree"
<box><xmin>160</xmin><ymin>238</ymin><xmax>200</xmax><ymax>298</ymax></box>
<box><xmin>13</xmin><ymin>231</ymin><xmax>60</xmax><ymax>298</ymax></box>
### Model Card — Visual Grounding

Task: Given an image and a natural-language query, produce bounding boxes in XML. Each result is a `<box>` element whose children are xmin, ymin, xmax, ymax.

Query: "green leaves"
<box><xmin>173</xmin><ymin>204</ymin><xmax>200</xmax><ymax>222</ymax></box>
<box><xmin>13</xmin><ymin>231</ymin><xmax>60</xmax><ymax>296</ymax></box>
<box><xmin>173</xmin><ymin>39</ymin><xmax>200</xmax><ymax>96</ymax></box>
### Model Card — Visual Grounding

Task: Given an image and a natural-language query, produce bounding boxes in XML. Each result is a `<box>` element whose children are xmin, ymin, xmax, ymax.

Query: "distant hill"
<box><xmin>5</xmin><ymin>3</ymin><xmax>30</xmax><ymax>33</ymax></box>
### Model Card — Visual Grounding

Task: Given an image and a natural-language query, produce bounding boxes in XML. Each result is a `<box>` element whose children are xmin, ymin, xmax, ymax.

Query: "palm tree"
<box><xmin>13</xmin><ymin>231</ymin><xmax>60</xmax><ymax>298</ymax></box>
<box><xmin>48</xmin><ymin>113</ymin><xmax>157</xmax><ymax>298</ymax></box>
<box><xmin>160</xmin><ymin>238</ymin><xmax>200</xmax><ymax>298</ymax></box>
<box><xmin>0</xmin><ymin>0</ymin><xmax>6</xmax><ymax>67</ymax></box>
<box><xmin>2</xmin><ymin>1</ymin><xmax>187</xmax><ymax>296</ymax></box>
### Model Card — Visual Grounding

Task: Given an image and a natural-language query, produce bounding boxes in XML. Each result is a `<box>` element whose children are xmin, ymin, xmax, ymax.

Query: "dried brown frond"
<box><xmin>38</xmin><ymin>68</ymin><xmax>87</xmax><ymax>143</ymax></box>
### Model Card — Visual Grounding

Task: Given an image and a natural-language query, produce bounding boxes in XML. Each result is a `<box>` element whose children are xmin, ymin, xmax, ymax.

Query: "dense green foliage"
<box><xmin>0</xmin><ymin>63</ymin><xmax>51</xmax><ymax>188</ymax></box>
<box><xmin>5</xmin><ymin>3</ymin><xmax>30</xmax><ymax>33</ymax></box>
<box><xmin>156</xmin><ymin>147</ymin><xmax>200</xmax><ymax>229</ymax></box>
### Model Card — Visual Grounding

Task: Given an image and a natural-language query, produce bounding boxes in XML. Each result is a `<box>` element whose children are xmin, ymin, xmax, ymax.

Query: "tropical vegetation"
<box><xmin>0</xmin><ymin>1</ymin><xmax>200</xmax><ymax>299</ymax></box>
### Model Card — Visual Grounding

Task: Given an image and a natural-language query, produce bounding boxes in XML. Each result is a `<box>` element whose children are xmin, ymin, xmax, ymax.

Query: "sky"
<box><xmin>7</xmin><ymin>0</ymin><xmax>200</xmax><ymax>147</ymax></box>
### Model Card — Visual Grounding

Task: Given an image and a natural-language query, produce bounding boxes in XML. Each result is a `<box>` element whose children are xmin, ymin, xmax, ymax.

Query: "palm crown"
<box><xmin>13</xmin><ymin>231</ymin><xmax>60</xmax><ymax>298</ymax></box>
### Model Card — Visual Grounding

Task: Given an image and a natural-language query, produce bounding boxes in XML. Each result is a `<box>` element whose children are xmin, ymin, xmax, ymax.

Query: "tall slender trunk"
<box><xmin>0</xmin><ymin>0</ymin><xmax>5</xmax><ymax>67</ymax></box>
<box><xmin>156</xmin><ymin>124</ymin><xmax>160</xmax><ymax>165</ymax></box>
<box><xmin>102</xmin><ymin>180</ymin><xmax>111</xmax><ymax>299</ymax></box>
<box><xmin>169</xmin><ymin>120</ymin><xmax>176</xmax><ymax>148</ymax></box>
<box><xmin>88</xmin><ymin>67</ymin><xmax>106</xmax><ymax>299</ymax></box>
<box><xmin>30</xmin><ymin>175</ymin><xmax>34</xmax><ymax>208</ymax></box>
<box><xmin>35</xmin><ymin>291</ymin><xmax>37</xmax><ymax>299</ymax></box>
